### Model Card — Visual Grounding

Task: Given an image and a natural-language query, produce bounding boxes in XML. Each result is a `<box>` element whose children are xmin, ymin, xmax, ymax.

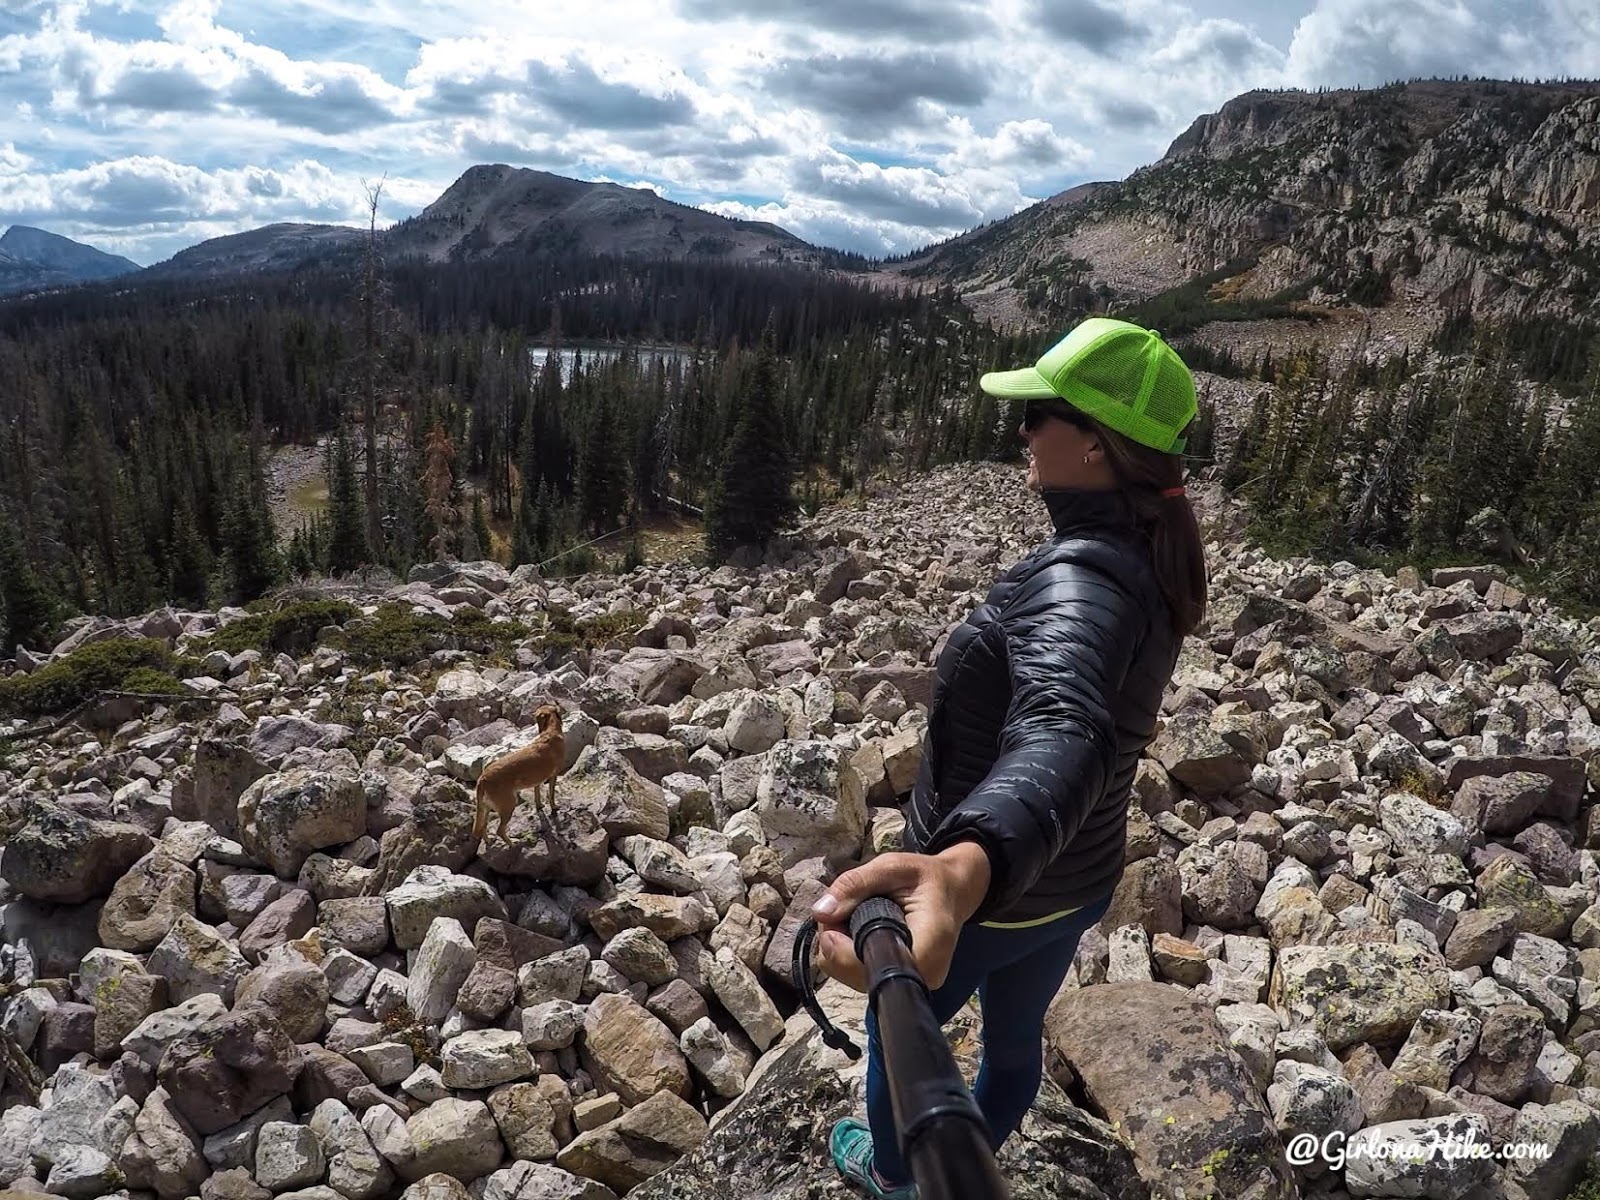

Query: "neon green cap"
<box><xmin>979</xmin><ymin>317</ymin><xmax>1197</xmax><ymax>454</ymax></box>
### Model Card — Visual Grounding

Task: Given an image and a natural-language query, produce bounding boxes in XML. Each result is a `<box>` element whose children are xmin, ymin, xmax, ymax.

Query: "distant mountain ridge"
<box><xmin>23</xmin><ymin>167</ymin><xmax>829</xmax><ymax>293</ymax></box>
<box><xmin>0</xmin><ymin>226</ymin><xmax>142</xmax><ymax>296</ymax></box>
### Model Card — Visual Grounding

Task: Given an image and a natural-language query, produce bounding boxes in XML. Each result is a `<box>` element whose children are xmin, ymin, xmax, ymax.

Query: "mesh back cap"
<box><xmin>979</xmin><ymin>318</ymin><xmax>1197</xmax><ymax>454</ymax></box>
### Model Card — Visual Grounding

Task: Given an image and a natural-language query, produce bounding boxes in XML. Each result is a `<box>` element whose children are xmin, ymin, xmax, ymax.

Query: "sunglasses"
<box><xmin>1022</xmin><ymin>401</ymin><xmax>1093</xmax><ymax>433</ymax></box>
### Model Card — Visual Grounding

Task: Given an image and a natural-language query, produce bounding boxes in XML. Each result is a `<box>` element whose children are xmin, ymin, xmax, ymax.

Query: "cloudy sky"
<box><xmin>2</xmin><ymin>0</ymin><xmax>1596</xmax><ymax>266</ymax></box>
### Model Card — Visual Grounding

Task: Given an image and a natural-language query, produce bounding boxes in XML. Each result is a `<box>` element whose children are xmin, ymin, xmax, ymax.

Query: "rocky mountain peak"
<box><xmin>897</xmin><ymin>77</ymin><xmax>1600</xmax><ymax>352</ymax></box>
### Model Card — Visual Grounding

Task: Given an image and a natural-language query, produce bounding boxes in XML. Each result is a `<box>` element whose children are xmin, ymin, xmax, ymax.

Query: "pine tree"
<box><xmin>470</xmin><ymin>494</ymin><xmax>494</xmax><ymax>562</ymax></box>
<box><xmin>422</xmin><ymin>421</ymin><xmax>457</xmax><ymax>561</ymax></box>
<box><xmin>578</xmin><ymin>387</ymin><xmax>629</xmax><ymax>535</ymax></box>
<box><xmin>326</xmin><ymin>426</ymin><xmax>370</xmax><ymax>574</ymax></box>
<box><xmin>703</xmin><ymin>318</ymin><xmax>798</xmax><ymax>562</ymax></box>
<box><xmin>168</xmin><ymin>493</ymin><xmax>213</xmax><ymax>607</ymax></box>
<box><xmin>0</xmin><ymin>510</ymin><xmax>59</xmax><ymax>652</ymax></box>
<box><xmin>221</xmin><ymin>439</ymin><xmax>282</xmax><ymax>605</ymax></box>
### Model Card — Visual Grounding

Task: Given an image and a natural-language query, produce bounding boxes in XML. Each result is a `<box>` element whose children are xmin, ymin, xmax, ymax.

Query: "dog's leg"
<box><xmin>472</xmin><ymin>787</ymin><xmax>487</xmax><ymax>841</ymax></box>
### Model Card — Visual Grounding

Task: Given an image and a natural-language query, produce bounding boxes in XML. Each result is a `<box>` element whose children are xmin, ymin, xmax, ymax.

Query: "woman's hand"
<box><xmin>810</xmin><ymin>842</ymin><xmax>993</xmax><ymax>994</ymax></box>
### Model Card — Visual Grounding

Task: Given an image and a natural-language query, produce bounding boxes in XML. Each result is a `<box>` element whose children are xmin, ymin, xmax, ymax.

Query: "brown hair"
<box><xmin>1083</xmin><ymin>415</ymin><xmax>1209</xmax><ymax>640</ymax></box>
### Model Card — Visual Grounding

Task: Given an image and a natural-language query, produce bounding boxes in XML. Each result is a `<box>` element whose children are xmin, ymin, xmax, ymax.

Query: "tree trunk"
<box><xmin>363</xmin><ymin>180</ymin><xmax>385</xmax><ymax>561</ymax></box>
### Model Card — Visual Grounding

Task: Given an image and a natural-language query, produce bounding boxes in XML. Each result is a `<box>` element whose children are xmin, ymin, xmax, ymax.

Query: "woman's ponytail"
<box><xmin>1091</xmin><ymin>422</ymin><xmax>1209</xmax><ymax>640</ymax></box>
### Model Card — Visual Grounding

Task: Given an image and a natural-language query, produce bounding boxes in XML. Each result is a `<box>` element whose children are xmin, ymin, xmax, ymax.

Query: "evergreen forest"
<box><xmin>2</xmin><ymin>241</ymin><xmax>1598</xmax><ymax>655</ymax></box>
<box><xmin>0</xmin><ymin>249</ymin><xmax>1040</xmax><ymax>651</ymax></box>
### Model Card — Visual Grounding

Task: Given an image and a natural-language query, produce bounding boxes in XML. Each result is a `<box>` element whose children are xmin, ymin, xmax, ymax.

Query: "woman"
<box><xmin>815</xmin><ymin>317</ymin><xmax>1209</xmax><ymax>1199</ymax></box>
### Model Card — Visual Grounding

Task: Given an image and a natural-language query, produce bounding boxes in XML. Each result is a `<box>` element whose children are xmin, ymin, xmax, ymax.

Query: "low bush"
<box><xmin>0</xmin><ymin>638</ymin><xmax>182</xmax><ymax>717</ymax></box>
<box><xmin>194</xmin><ymin>599</ymin><xmax>360</xmax><ymax>658</ymax></box>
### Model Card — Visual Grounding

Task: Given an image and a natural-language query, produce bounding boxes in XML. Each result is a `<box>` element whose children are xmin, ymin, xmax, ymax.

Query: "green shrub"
<box><xmin>0</xmin><ymin>638</ymin><xmax>180</xmax><ymax>718</ymax></box>
<box><xmin>195</xmin><ymin>599</ymin><xmax>359</xmax><ymax>657</ymax></box>
<box><xmin>1568</xmin><ymin>1161</ymin><xmax>1600</xmax><ymax>1200</ymax></box>
<box><xmin>330</xmin><ymin>603</ymin><xmax>530</xmax><ymax>667</ymax></box>
<box><xmin>120</xmin><ymin>667</ymin><xmax>186</xmax><ymax>695</ymax></box>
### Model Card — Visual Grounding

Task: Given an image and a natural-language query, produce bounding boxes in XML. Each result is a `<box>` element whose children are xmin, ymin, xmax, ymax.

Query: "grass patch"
<box><xmin>0</xmin><ymin>637</ymin><xmax>187</xmax><ymax>718</ymax></box>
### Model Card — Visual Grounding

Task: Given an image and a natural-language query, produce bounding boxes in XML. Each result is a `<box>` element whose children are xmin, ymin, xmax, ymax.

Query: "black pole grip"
<box><xmin>848</xmin><ymin>895</ymin><xmax>911</xmax><ymax>958</ymax></box>
<box><xmin>848</xmin><ymin>894</ymin><xmax>1012</xmax><ymax>1200</ymax></box>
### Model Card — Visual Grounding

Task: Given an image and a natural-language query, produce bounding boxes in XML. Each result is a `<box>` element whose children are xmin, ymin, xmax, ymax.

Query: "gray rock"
<box><xmin>480</xmin><ymin>1160</ymin><xmax>617</xmax><ymax>1200</ymax></box>
<box><xmin>441</xmin><ymin>1029</ymin><xmax>535</xmax><ymax>1090</ymax></box>
<box><xmin>1379</xmin><ymin>793</ymin><xmax>1469</xmax><ymax>858</ymax></box>
<box><xmin>1270</xmin><ymin>942</ymin><xmax>1452</xmax><ymax>1051</ymax></box>
<box><xmin>1266</xmin><ymin>1059</ymin><xmax>1362</xmax><ymax>1153</ymax></box>
<box><xmin>0</xmin><ymin>801</ymin><xmax>152</xmax><ymax>903</ymax></box>
<box><xmin>1390</xmin><ymin>1009</ymin><xmax>1482</xmax><ymax>1092</ymax></box>
<box><xmin>523</xmin><ymin>1000</ymin><xmax>585</xmax><ymax>1052</ymax></box>
<box><xmin>1343</xmin><ymin>1113</ymin><xmax>1496</xmax><ymax>1198</ymax></box>
<box><xmin>484</xmin><ymin>1083</ymin><xmax>560</xmax><ymax>1163</ymax></box>
<box><xmin>407</xmin><ymin>916</ymin><xmax>477</xmax><ymax>1024</ymax></box>
<box><xmin>386</xmin><ymin>865</ymin><xmax>507</xmax><ymax>951</ymax></box>
<box><xmin>1505</xmin><ymin>1099</ymin><xmax>1600</xmax><ymax>1199</ymax></box>
<box><xmin>43</xmin><ymin>1143</ymin><xmax>121</xmax><ymax>1200</ymax></box>
<box><xmin>519</xmin><ymin>948</ymin><xmax>591</xmax><ymax>1007</ymax></box>
<box><xmin>119</xmin><ymin>1088</ymin><xmax>208</xmax><ymax>1200</ymax></box>
<box><xmin>601</xmin><ymin>927</ymin><xmax>678</xmax><ymax>987</ymax></box>
<box><xmin>0</xmin><ymin>1104</ymin><xmax>41</xmax><ymax>1182</ymax></box>
<box><xmin>752</xmin><ymin>740</ymin><xmax>867</xmax><ymax>868</ymax></box>
<box><xmin>30</xmin><ymin>1063</ymin><xmax>122</xmax><ymax>1168</ymax></box>
<box><xmin>396</xmin><ymin>1098</ymin><xmax>504</xmax><ymax>1183</ymax></box>
<box><xmin>201</xmin><ymin>1096</ymin><xmax>295</xmax><ymax>1171</ymax></box>
<box><xmin>237</xmin><ymin>767</ymin><xmax>367</xmax><ymax>878</ymax></box>
<box><xmin>310</xmin><ymin>1098</ymin><xmax>392</xmax><ymax>1200</ymax></box>
<box><xmin>146</xmin><ymin>913</ymin><xmax>250</xmax><ymax>1005</ymax></box>
<box><xmin>157</xmin><ymin>1005</ymin><xmax>304</xmax><ymax>1137</ymax></box>
<box><xmin>255</xmin><ymin>1121</ymin><xmax>327</xmax><ymax>1192</ymax></box>
<box><xmin>680</xmin><ymin>1017</ymin><xmax>745</xmax><ymax>1099</ymax></box>
<box><xmin>97</xmin><ymin>850</ymin><xmax>197</xmax><ymax>953</ymax></box>
<box><xmin>706</xmin><ymin>947</ymin><xmax>783</xmax><ymax>1052</ymax></box>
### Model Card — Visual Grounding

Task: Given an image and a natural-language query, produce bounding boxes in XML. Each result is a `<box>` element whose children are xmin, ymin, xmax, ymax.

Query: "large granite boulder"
<box><xmin>1045</xmin><ymin>981</ymin><xmax>1294</xmax><ymax>1200</ymax></box>
<box><xmin>634</xmin><ymin>978</ymin><xmax>1147</xmax><ymax>1200</ymax></box>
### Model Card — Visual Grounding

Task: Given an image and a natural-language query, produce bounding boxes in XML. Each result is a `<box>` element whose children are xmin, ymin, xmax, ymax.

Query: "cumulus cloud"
<box><xmin>523</xmin><ymin>58</ymin><xmax>697</xmax><ymax>131</ymax></box>
<box><xmin>16</xmin><ymin>0</ymin><xmax>1596</xmax><ymax>265</ymax></box>
<box><xmin>676</xmin><ymin>0</ymin><xmax>992</xmax><ymax>44</ymax></box>
<box><xmin>0</xmin><ymin>154</ymin><xmax>441</xmax><ymax>262</ymax></box>
<box><xmin>3</xmin><ymin>0</ymin><xmax>409</xmax><ymax>134</ymax></box>
<box><xmin>757</xmin><ymin>49</ymin><xmax>992</xmax><ymax>135</ymax></box>
<box><xmin>1033</xmin><ymin>0</ymin><xmax>1147</xmax><ymax>53</ymax></box>
<box><xmin>1284</xmin><ymin>0</ymin><xmax>1600</xmax><ymax>87</ymax></box>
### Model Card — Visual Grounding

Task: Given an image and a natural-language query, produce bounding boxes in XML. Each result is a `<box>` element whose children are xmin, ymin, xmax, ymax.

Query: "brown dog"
<box><xmin>472</xmin><ymin>703</ymin><xmax>567</xmax><ymax>842</ymax></box>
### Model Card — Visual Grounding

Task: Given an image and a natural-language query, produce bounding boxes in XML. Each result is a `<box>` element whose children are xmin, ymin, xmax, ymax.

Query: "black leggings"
<box><xmin>863</xmin><ymin>894</ymin><xmax>1112</xmax><ymax>1186</ymax></box>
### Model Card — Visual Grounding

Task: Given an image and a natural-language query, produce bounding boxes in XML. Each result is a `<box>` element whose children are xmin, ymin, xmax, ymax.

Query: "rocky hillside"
<box><xmin>1</xmin><ymin>463</ymin><xmax>1599</xmax><ymax>1200</ymax></box>
<box><xmin>381</xmin><ymin>166</ymin><xmax>822</xmax><ymax>267</ymax></box>
<box><xmin>897</xmin><ymin>79</ymin><xmax>1600</xmax><ymax>344</ymax></box>
<box><xmin>141</xmin><ymin>225</ymin><xmax>368</xmax><ymax>282</ymax></box>
<box><xmin>0</xmin><ymin>226</ymin><xmax>142</xmax><ymax>297</ymax></box>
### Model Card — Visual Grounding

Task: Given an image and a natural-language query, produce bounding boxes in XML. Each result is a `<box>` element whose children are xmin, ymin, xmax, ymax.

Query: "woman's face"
<box><xmin>1019</xmin><ymin>401</ymin><xmax>1112</xmax><ymax>492</ymax></box>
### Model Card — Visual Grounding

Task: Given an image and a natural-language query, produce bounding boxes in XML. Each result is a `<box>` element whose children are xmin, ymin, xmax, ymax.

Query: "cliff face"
<box><xmin>901</xmin><ymin>79</ymin><xmax>1600</xmax><ymax>330</ymax></box>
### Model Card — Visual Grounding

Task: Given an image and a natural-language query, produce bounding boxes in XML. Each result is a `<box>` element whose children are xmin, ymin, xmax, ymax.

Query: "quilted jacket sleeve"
<box><xmin>922</xmin><ymin>555</ymin><xmax>1148</xmax><ymax>921</ymax></box>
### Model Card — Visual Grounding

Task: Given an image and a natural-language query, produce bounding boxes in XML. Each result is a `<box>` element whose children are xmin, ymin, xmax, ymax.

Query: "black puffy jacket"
<box><xmin>904</xmin><ymin>487</ymin><xmax>1182</xmax><ymax>925</ymax></box>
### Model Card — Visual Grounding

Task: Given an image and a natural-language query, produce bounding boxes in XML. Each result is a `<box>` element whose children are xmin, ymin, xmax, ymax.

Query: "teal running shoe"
<box><xmin>830</xmin><ymin>1117</ymin><xmax>918</xmax><ymax>1199</ymax></box>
